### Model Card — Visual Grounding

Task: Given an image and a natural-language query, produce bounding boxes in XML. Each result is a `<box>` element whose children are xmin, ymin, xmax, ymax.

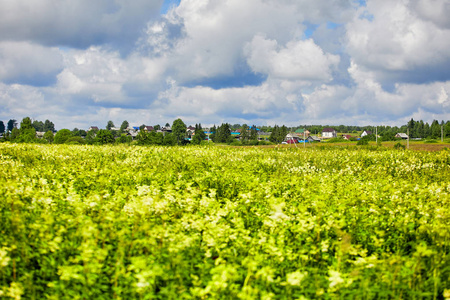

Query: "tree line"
<box><xmin>2</xmin><ymin>116</ymin><xmax>450</xmax><ymax>145</ymax></box>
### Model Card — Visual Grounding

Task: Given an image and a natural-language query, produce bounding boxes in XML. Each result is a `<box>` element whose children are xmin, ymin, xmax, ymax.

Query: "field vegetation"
<box><xmin>0</xmin><ymin>143</ymin><xmax>449</xmax><ymax>299</ymax></box>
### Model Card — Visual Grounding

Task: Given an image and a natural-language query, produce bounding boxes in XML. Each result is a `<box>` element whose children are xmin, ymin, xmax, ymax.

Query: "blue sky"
<box><xmin>0</xmin><ymin>0</ymin><xmax>449</xmax><ymax>130</ymax></box>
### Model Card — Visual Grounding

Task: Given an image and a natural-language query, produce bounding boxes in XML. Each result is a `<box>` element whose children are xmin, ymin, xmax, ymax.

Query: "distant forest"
<box><xmin>1</xmin><ymin>117</ymin><xmax>449</xmax><ymax>145</ymax></box>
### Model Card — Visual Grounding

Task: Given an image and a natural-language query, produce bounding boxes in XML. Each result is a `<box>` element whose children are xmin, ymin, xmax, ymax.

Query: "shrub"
<box><xmin>357</xmin><ymin>139</ymin><xmax>369</xmax><ymax>146</ymax></box>
<box><xmin>394</xmin><ymin>142</ymin><xmax>406</xmax><ymax>149</ymax></box>
<box><xmin>65</xmin><ymin>136</ymin><xmax>86</xmax><ymax>145</ymax></box>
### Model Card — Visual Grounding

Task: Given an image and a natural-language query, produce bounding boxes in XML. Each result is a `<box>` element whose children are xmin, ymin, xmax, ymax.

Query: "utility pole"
<box><xmin>376</xmin><ymin>126</ymin><xmax>377</xmax><ymax>144</ymax></box>
<box><xmin>407</xmin><ymin>128</ymin><xmax>410</xmax><ymax>149</ymax></box>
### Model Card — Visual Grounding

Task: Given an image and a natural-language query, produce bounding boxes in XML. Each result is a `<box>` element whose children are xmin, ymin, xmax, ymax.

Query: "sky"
<box><xmin>1</xmin><ymin>0</ymin><xmax>450</xmax><ymax>130</ymax></box>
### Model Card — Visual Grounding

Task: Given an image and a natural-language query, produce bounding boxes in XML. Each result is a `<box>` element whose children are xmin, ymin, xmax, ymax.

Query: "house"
<box><xmin>395</xmin><ymin>133</ymin><xmax>409</xmax><ymax>139</ymax></box>
<box><xmin>342</xmin><ymin>134</ymin><xmax>352</xmax><ymax>140</ymax></box>
<box><xmin>322</xmin><ymin>128</ymin><xmax>337</xmax><ymax>138</ymax></box>
<box><xmin>294</xmin><ymin>128</ymin><xmax>310</xmax><ymax>137</ymax></box>
<box><xmin>285</xmin><ymin>133</ymin><xmax>299</xmax><ymax>143</ymax></box>
<box><xmin>89</xmin><ymin>126</ymin><xmax>99</xmax><ymax>131</ymax></box>
<box><xmin>36</xmin><ymin>131</ymin><xmax>46</xmax><ymax>138</ymax></box>
<box><xmin>361</xmin><ymin>130</ymin><xmax>372</xmax><ymax>137</ymax></box>
<box><xmin>307</xmin><ymin>136</ymin><xmax>321</xmax><ymax>142</ymax></box>
<box><xmin>144</xmin><ymin>126</ymin><xmax>154</xmax><ymax>132</ymax></box>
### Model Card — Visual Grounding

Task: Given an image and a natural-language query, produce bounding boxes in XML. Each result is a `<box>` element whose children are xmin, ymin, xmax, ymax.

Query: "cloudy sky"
<box><xmin>1</xmin><ymin>0</ymin><xmax>449</xmax><ymax>129</ymax></box>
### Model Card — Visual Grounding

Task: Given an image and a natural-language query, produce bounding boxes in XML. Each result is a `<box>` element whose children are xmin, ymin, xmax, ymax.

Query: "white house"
<box><xmin>361</xmin><ymin>130</ymin><xmax>372</xmax><ymax>137</ymax></box>
<box><xmin>322</xmin><ymin>128</ymin><xmax>337</xmax><ymax>138</ymax></box>
<box><xmin>395</xmin><ymin>133</ymin><xmax>409</xmax><ymax>139</ymax></box>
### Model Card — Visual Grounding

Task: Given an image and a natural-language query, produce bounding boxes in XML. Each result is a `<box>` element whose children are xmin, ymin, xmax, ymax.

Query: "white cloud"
<box><xmin>0</xmin><ymin>41</ymin><xmax>63</xmax><ymax>85</ymax></box>
<box><xmin>0</xmin><ymin>0</ymin><xmax>163</xmax><ymax>49</ymax></box>
<box><xmin>245</xmin><ymin>35</ymin><xmax>340</xmax><ymax>81</ymax></box>
<box><xmin>345</xmin><ymin>0</ymin><xmax>450</xmax><ymax>81</ymax></box>
<box><xmin>1</xmin><ymin>1</ymin><xmax>450</xmax><ymax>129</ymax></box>
<box><xmin>411</xmin><ymin>0</ymin><xmax>450</xmax><ymax>29</ymax></box>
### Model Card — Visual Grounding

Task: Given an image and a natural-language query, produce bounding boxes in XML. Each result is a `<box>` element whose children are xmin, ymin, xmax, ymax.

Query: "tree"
<box><xmin>17</xmin><ymin>117</ymin><xmax>36</xmax><ymax>143</ymax></box>
<box><xmin>172</xmin><ymin>118</ymin><xmax>187</xmax><ymax>145</ymax></box>
<box><xmin>106</xmin><ymin>120</ymin><xmax>115</xmax><ymax>131</ymax></box>
<box><xmin>136</xmin><ymin>131</ymin><xmax>150</xmax><ymax>145</ymax></box>
<box><xmin>10</xmin><ymin>128</ymin><xmax>20</xmax><ymax>141</ymax></box>
<box><xmin>163</xmin><ymin>133</ymin><xmax>177</xmax><ymax>146</ymax></box>
<box><xmin>431</xmin><ymin>120</ymin><xmax>440</xmax><ymax>139</ymax></box>
<box><xmin>85</xmin><ymin>130</ymin><xmax>96</xmax><ymax>145</ymax></box>
<box><xmin>209</xmin><ymin>125</ymin><xmax>217</xmax><ymax>142</ymax></box>
<box><xmin>240</xmin><ymin>124</ymin><xmax>249</xmax><ymax>143</ymax></box>
<box><xmin>43</xmin><ymin>120</ymin><xmax>55</xmax><ymax>132</ymax></box>
<box><xmin>7</xmin><ymin>119</ymin><xmax>17</xmax><ymax>132</ymax></box>
<box><xmin>43</xmin><ymin>131</ymin><xmax>54</xmax><ymax>143</ymax></box>
<box><xmin>0</xmin><ymin>121</ymin><xmax>5</xmax><ymax>134</ymax></box>
<box><xmin>214</xmin><ymin>123</ymin><xmax>231</xmax><ymax>143</ymax></box>
<box><xmin>117</xmin><ymin>134</ymin><xmax>131</xmax><ymax>144</ymax></box>
<box><xmin>269</xmin><ymin>125</ymin><xmax>288</xmax><ymax>143</ymax></box>
<box><xmin>120</xmin><ymin>120</ymin><xmax>129</xmax><ymax>133</ymax></box>
<box><xmin>192</xmin><ymin>123</ymin><xmax>206</xmax><ymax>145</ymax></box>
<box><xmin>32</xmin><ymin>120</ymin><xmax>44</xmax><ymax>132</ymax></box>
<box><xmin>95</xmin><ymin>129</ymin><xmax>115</xmax><ymax>145</ymax></box>
<box><xmin>54</xmin><ymin>129</ymin><xmax>73</xmax><ymax>144</ymax></box>
<box><xmin>165</xmin><ymin>123</ymin><xmax>170</xmax><ymax>127</ymax></box>
<box><xmin>250</xmin><ymin>125</ymin><xmax>258</xmax><ymax>141</ymax></box>
<box><xmin>269</xmin><ymin>126</ymin><xmax>279</xmax><ymax>143</ymax></box>
<box><xmin>154</xmin><ymin>124</ymin><xmax>161</xmax><ymax>131</ymax></box>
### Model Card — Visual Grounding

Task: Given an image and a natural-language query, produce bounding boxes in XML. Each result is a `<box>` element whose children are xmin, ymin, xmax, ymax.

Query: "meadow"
<box><xmin>0</xmin><ymin>143</ymin><xmax>449</xmax><ymax>299</ymax></box>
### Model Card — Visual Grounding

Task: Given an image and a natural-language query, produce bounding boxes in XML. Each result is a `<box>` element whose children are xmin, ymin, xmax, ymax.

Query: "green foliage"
<box><xmin>269</xmin><ymin>125</ymin><xmax>288</xmax><ymax>143</ymax></box>
<box><xmin>163</xmin><ymin>133</ymin><xmax>177</xmax><ymax>146</ymax></box>
<box><xmin>250</xmin><ymin>125</ymin><xmax>258</xmax><ymax>141</ymax></box>
<box><xmin>136</xmin><ymin>131</ymin><xmax>164</xmax><ymax>146</ymax></box>
<box><xmin>240</xmin><ymin>124</ymin><xmax>249</xmax><ymax>142</ymax></box>
<box><xmin>213</xmin><ymin>123</ymin><xmax>232</xmax><ymax>143</ymax></box>
<box><xmin>0</xmin><ymin>120</ymin><xmax>5</xmax><ymax>134</ymax></box>
<box><xmin>106</xmin><ymin>120</ymin><xmax>115</xmax><ymax>131</ymax></box>
<box><xmin>191</xmin><ymin>124</ymin><xmax>206</xmax><ymax>145</ymax></box>
<box><xmin>0</xmin><ymin>144</ymin><xmax>449</xmax><ymax>298</ymax></box>
<box><xmin>43</xmin><ymin>119</ymin><xmax>55</xmax><ymax>132</ymax></box>
<box><xmin>120</xmin><ymin>120</ymin><xmax>129</xmax><ymax>133</ymax></box>
<box><xmin>172</xmin><ymin>118</ymin><xmax>187</xmax><ymax>145</ymax></box>
<box><xmin>85</xmin><ymin>130</ymin><xmax>96</xmax><ymax>144</ymax></box>
<box><xmin>424</xmin><ymin>139</ymin><xmax>438</xmax><ymax>144</ymax></box>
<box><xmin>65</xmin><ymin>136</ymin><xmax>86</xmax><ymax>145</ymax></box>
<box><xmin>116</xmin><ymin>133</ymin><xmax>132</xmax><ymax>144</ymax></box>
<box><xmin>43</xmin><ymin>131</ymin><xmax>54</xmax><ymax>143</ymax></box>
<box><xmin>14</xmin><ymin>117</ymin><xmax>37</xmax><ymax>143</ymax></box>
<box><xmin>94</xmin><ymin>129</ymin><xmax>115</xmax><ymax>145</ymax></box>
<box><xmin>357</xmin><ymin>139</ymin><xmax>369</xmax><ymax>145</ymax></box>
<box><xmin>326</xmin><ymin>137</ymin><xmax>344</xmax><ymax>143</ymax></box>
<box><xmin>7</xmin><ymin>119</ymin><xmax>17</xmax><ymax>132</ymax></box>
<box><xmin>54</xmin><ymin>129</ymin><xmax>73</xmax><ymax>144</ymax></box>
<box><xmin>10</xmin><ymin>127</ymin><xmax>19</xmax><ymax>141</ymax></box>
<box><xmin>394</xmin><ymin>142</ymin><xmax>406</xmax><ymax>149</ymax></box>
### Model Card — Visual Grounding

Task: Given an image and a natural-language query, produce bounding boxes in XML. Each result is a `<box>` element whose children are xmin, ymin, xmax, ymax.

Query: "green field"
<box><xmin>1</xmin><ymin>144</ymin><xmax>449</xmax><ymax>299</ymax></box>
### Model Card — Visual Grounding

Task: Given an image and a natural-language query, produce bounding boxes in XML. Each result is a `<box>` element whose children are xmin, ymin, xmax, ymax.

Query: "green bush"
<box><xmin>424</xmin><ymin>139</ymin><xmax>438</xmax><ymax>144</ymax></box>
<box><xmin>357</xmin><ymin>139</ymin><xmax>369</xmax><ymax>145</ymax></box>
<box><xmin>394</xmin><ymin>142</ymin><xmax>406</xmax><ymax>149</ymax></box>
<box><xmin>65</xmin><ymin>136</ymin><xmax>86</xmax><ymax>145</ymax></box>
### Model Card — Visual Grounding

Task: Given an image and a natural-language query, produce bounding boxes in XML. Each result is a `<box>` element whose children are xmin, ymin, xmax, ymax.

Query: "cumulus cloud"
<box><xmin>245</xmin><ymin>35</ymin><xmax>340</xmax><ymax>82</ymax></box>
<box><xmin>345</xmin><ymin>0</ymin><xmax>450</xmax><ymax>84</ymax></box>
<box><xmin>0</xmin><ymin>41</ymin><xmax>63</xmax><ymax>86</ymax></box>
<box><xmin>1</xmin><ymin>0</ymin><xmax>450</xmax><ymax>129</ymax></box>
<box><xmin>0</xmin><ymin>0</ymin><xmax>163</xmax><ymax>50</ymax></box>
